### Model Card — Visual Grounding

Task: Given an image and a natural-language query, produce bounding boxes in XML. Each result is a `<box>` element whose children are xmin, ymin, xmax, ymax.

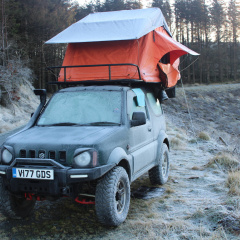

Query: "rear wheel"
<box><xmin>149</xmin><ymin>143</ymin><xmax>169</xmax><ymax>185</ymax></box>
<box><xmin>95</xmin><ymin>166</ymin><xmax>130</xmax><ymax>226</ymax></box>
<box><xmin>0</xmin><ymin>178</ymin><xmax>36</xmax><ymax>219</ymax></box>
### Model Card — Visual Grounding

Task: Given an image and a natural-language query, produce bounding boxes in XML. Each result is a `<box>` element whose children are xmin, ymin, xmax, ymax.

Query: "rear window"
<box><xmin>146</xmin><ymin>93</ymin><xmax>162</xmax><ymax>116</ymax></box>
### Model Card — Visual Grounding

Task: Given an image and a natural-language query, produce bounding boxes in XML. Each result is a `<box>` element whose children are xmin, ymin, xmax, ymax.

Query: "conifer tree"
<box><xmin>210</xmin><ymin>0</ymin><xmax>226</xmax><ymax>82</ymax></box>
<box><xmin>228</xmin><ymin>0</ymin><xmax>240</xmax><ymax>81</ymax></box>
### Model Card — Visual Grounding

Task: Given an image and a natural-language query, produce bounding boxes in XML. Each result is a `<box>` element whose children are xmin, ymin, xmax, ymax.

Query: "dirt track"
<box><xmin>0</xmin><ymin>83</ymin><xmax>239</xmax><ymax>239</ymax></box>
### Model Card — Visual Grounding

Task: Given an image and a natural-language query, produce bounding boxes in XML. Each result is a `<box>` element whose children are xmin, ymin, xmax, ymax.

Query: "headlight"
<box><xmin>74</xmin><ymin>151</ymin><xmax>91</xmax><ymax>167</ymax></box>
<box><xmin>2</xmin><ymin>148</ymin><xmax>13</xmax><ymax>164</ymax></box>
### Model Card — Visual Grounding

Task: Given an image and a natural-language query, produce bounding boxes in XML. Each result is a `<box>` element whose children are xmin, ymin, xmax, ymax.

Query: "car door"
<box><xmin>127</xmin><ymin>89</ymin><xmax>157</xmax><ymax>174</ymax></box>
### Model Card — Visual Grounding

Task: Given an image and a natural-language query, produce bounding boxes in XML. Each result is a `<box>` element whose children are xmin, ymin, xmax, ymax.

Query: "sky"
<box><xmin>75</xmin><ymin>0</ymin><xmax>152</xmax><ymax>8</ymax></box>
<box><xmin>74</xmin><ymin>0</ymin><xmax>231</xmax><ymax>8</ymax></box>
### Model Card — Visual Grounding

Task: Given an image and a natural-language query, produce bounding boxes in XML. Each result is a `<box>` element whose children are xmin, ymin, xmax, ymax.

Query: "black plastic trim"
<box><xmin>0</xmin><ymin>161</ymin><xmax>115</xmax><ymax>182</ymax></box>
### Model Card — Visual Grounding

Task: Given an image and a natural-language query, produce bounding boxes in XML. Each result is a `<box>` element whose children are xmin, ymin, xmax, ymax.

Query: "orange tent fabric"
<box><xmin>58</xmin><ymin>27</ymin><xmax>198</xmax><ymax>88</ymax></box>
<box><xmin>158</xmin><ymin>61</ymin><xmax>180</xmax><ymax>88</ymax></box>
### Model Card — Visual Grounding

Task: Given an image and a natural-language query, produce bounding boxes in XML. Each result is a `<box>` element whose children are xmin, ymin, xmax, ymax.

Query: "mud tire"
<box><xmin>0</xmin><ymin>178</ymin><xmax>36</xmax><ymax>219</ymax></box>
<box><xmin>95</xmin><ymin>166</ymin><xmax>130</xmax><ymax>226</ymax></box>
<box><xmin>149</xmin><ymin>143</ymin><xmax>170</xmax><ymax>185</ymax></box>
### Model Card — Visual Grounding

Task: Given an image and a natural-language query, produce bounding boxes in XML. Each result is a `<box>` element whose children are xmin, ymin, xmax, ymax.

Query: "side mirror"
<box><xmin>131</xmin><ymin>112</ymin><xmax>146</xmax><ymax>127</ymax></box>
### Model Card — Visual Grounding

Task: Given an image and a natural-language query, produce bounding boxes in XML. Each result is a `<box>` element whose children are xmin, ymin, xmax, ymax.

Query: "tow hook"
<box><xmin>25</xmin><ymin>193</ymin><xmax>45</xmax><ymax>201</ymax></box>
<box><xmin>75</xmin><ymin>195</ymin><xmax>95</xmax><ymax>205</ymax></box>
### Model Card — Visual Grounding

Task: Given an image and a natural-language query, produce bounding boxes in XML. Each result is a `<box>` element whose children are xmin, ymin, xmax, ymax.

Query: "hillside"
<box><xmin>0</xmin><ymin>83</ymin><xmax>239</xmax><ymax>239</ymax></box>
<box><xmin>0</xmin><ymin>84</ymin><xmax>39</xmax><ymax>134</ymax></box>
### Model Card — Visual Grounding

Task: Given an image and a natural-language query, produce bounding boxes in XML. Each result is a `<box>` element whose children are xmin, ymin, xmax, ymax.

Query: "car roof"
<box><xmin>57</xmin><ymin>83</ymin><xmax>158</xmax><ymax>94</ymax></box>
<box><xmin>59</xmin><ymin>85</ymin><xmax>133</xmax><ymax>92</ymax></box>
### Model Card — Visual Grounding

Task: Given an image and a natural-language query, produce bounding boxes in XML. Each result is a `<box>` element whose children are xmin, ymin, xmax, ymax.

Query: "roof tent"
<box><xmin>46</xmin><ymin>8</ymin><xmax>199</xmax><ymax>88</ymax></box>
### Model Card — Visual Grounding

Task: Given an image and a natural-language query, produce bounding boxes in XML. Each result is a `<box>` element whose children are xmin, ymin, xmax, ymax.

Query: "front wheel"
<box><xmin>149</xmin><ymin>143</ymin><xmax>170</xmax><ymax>185</ymax></box>
<box><xmin>0</xmin><ymin>178</ymin><xmax>36</xmax><ymax>219</ymax></box>
<box><xmin>95</xmin><ymin>166</ymin><xmax>130</xmax><ymax>226</ymax></box>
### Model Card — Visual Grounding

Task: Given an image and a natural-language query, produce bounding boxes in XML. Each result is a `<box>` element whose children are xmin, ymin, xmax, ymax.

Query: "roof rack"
<box><xmin>45</xmin><ymin>64</ymin><xmax>175</xmax><ymax>94</ymax></box>
<box><xmin>47</xmin><ymin>63</ymin><xmax>142</xmax><ymax>84</ymax></box>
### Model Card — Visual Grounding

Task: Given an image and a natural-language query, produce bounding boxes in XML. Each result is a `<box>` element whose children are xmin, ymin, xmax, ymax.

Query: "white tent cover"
<box><xmin>46</xmin><ymin>8</ymin><xmax>171</xmax><ymax>44</ymax></box>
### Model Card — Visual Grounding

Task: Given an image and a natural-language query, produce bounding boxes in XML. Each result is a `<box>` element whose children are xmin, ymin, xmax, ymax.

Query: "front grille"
<box><xmin>29</xmin><ymin>150</ymin><xmax>35</xmax><ymax>158</ymax></box>
<box><xmin>38</xmin><ymin>150</ymin><xmax>46</xmax><ymax>159</ymax></box>
<box><xmin>49</xmin><ymin>151</ymin><xmax>56</xmax><ymax>160</ymax></box>
<box><xmin>18</xmin><ymin>149</ymin><xmax>66</xmax><ymax>162</ymax></box>
<box><xmin>20</xmin><ymin>149</ymin><xmax>26</xmax><ymax>158</ymax></box>
<box><xmin>59</xmin><ymin>151</ymin><xmax>66</xmax><ymax>162</ymax></box>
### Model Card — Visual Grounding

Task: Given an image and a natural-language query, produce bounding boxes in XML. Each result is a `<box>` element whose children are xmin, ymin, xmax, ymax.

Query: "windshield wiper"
<box><xmin>86</xmin><ymin>122</ymin><xmax>121</xmax><ymax>126</ymax></box>
<box><xmin>38</xmin><ymin>122</ymin><xmax>120</xmax><ymax>127</ymax></box>
<box><xmin>38</xmin><ymin>122</ymin><xmax>85</xmax><ymax>127</ymax></box>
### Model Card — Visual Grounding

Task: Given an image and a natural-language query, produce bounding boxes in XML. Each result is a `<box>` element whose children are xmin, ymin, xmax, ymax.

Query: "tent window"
<box><xmin>160</xmin><ymin>52</ymin><xmax>170</xmax><ymax>64</ymax></box>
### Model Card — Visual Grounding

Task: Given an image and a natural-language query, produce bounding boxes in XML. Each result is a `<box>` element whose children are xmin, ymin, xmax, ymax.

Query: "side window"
<box><xmin>146</xmin><ymin>93</ymin><xmax>163</xmax><ymax>116</ymax></box>
<box><xmin>127</xmin><ymin>90</ymin><xmax>148</xmax><ymax>121</ymax></box>
<box><xmin>130</xmin><ymin>97</ymin><xmax>147</xmax><ymax>120</ymax></box>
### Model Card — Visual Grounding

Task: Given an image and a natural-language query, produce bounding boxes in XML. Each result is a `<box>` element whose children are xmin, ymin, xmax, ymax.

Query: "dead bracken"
<box><xmin>206</xmin><ymin>152</ymin><xmax>240</xmax><ymax>171</ymax></box>
<box><xmin>226</xmin><ymin>171</ymin><xmax>240</xmax><ymax>196</ymax></box>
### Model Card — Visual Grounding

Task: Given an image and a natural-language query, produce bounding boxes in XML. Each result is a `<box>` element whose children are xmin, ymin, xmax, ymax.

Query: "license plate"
<box><xmin>12</xmin><ymin>168</ymin><xmax>54</xmax><ymax>180</ymax></box>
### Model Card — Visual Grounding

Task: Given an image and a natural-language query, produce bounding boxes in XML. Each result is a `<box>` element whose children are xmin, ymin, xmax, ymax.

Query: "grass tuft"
<box><xmin>192</xmin><ymin>166</ymin><xmax>202</xmax><ymax>170</ymax></box>
<box><xmin>189</xmin><ymin>138</ymin><xmax>198</xmax><ymax>144</ymax></box>
<box><xmin>170</xmin><ymin>137</ymin><xmax>181</xmax><ymax>147</ymax></box>
<box><xmin>170</xmin><ymin>137</ymin><xmax>186</xmax><ymax>150</ymax></box>
<box><xmin>198</xmin><ymin>131</ymin><xmax>210</xmax><ymax>141</ymax></box>
<box><xmin>226</xmin><ymin>171</ymin><xmax>240</xmax><ymax>196</ymax></box>
<box><xmin>208</xmin><ymin>226</ymin><xmax>228</xmax><ymax>240</ymax></box>
<box><xmin>206</xmin><ymin>152</ymin><xmax>239</xmax><ymax>171</ymax></box>
<box><xmin>190</xmin><ymin>208</ymin><xmax>205</xmax><ymax>219</ymax></box>
<box><xmin>165</xmin><ymin>186</ymin><xmax>175</xmax><ymax>194</ymax></box>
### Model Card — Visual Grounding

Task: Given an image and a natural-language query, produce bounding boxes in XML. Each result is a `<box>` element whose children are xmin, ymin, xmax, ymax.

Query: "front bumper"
<box><xmin>0</xmin><ymin>158</ymin><xmax>114</xmax><ymax>196</ymax></box>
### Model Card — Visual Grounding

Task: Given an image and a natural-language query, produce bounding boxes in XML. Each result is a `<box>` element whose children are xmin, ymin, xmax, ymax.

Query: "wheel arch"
<box><xmin>156</xmin><ymin>131</ymin><xmax>170</xmax><ymax>162</ymax></box>
<box><xmin>117</xmin><ymin>159</ymin><xmax>131</xmax><ymax>182</ymax></box>
<box><xmin>163</xmin><ymin>138</ymin><xmax>170</xmax><ymax>150</ymax></box>
<box><xmin>107</xmin><ymin>147</ymin><xmax>132</xmax><ymax>182</ymax></box>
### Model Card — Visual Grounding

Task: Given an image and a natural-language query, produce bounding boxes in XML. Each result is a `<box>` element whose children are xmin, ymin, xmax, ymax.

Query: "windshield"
<box><xmin>37</xmin><ymin>90</ymin><xmax>122</xmax><ymax>126</ymax></box>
